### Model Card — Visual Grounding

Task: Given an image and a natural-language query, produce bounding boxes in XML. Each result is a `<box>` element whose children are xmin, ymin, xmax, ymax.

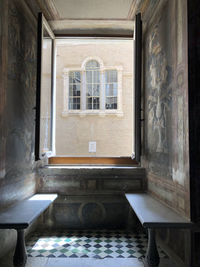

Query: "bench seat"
<box><xmin>125</xmin><ymin>193</ymin><xmax>193</xmax><ymax>267</ymax></box>
<box><xmin>0</xmin><ymin>194</ymin><xmax>57</xmax><ymax>267</ymax></box>
<box><xmin>125</xmin><ymin>193</ymin><xmax>192</xmax><ymax>228</ymax></box>
<box><xmin>0</xmin><ymin>194</ymin><xmax>57</xmax><ymax>229</ymax></box>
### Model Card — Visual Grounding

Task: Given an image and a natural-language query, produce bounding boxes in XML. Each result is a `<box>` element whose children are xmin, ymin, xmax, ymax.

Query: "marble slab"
<box><xmin>0</xmin><ymin>194</ymin><xmax>57</xmax><ymax>229</ymax></box>
<box><xmin>125</xmin><ymin>193</ymin><xmax>193</xmax><ymax>228</ymax></box>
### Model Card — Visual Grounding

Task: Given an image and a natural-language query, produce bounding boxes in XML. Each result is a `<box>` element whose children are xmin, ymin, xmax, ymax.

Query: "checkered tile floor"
<box><xmin>26</xmin><ymin>230</ymin><xmax>168</xmax><ymax>259</ymax></box>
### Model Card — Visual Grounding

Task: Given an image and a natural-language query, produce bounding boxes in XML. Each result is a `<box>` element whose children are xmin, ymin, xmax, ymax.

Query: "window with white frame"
<box><xmin>86</xmin><ymin>60</ymin><xmax>100</xmax><ymax>110</ymax></box>
<box><xmin>69</xmin><ymin>71</ymin><xmax>81</xmax><ymax>110</ymax></box>
<box><xmin>105</xmin><ymin>70</ymin><xmax>118</xmax><ymax>109</ymax></box>
<box><xmin>62</xmin><ymin>57</ymin><xmax>123</xmax><ymax>116</ymax></box>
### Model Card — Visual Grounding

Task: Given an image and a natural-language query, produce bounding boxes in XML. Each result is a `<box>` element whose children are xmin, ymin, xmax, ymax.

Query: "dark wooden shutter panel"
<box><xmin>134</xmin><ymin>13</ymin><xmax>142</xmax><ymax>162</ymax></box>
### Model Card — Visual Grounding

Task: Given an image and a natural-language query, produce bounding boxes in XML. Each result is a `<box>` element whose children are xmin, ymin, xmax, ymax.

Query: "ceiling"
<box><xmin>53</xmin><ymin>0</ymin><xmax>133</xmax><ymax>20</ymax></box>
<box><xmin>28</xmin><ymin>0</ymin><xmax>159</xmax><ymax>36</ymax></box>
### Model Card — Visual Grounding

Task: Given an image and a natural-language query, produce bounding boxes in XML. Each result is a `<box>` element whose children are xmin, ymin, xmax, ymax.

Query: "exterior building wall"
<box><xmin>55</xmin><ymin>39</ymin><xmax>133</xmax><ymax>156</ymax></box>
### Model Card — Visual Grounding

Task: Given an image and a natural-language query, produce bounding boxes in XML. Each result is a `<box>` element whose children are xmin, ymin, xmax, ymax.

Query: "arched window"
<box><xmin>86</xmin><ymin>60</ymin><xmax>100</xmax><ymax>110</ymax></box>
<box><xmin>62</xmin><ymin>57</ymin><xmax>123</xmax><ymax>116</ymax></box>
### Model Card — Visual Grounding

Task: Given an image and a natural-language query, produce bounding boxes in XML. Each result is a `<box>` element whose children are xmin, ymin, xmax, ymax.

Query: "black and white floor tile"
<box><xmin>26</xmin><ymin>230</ymin><xmax>168</xmax><ymax>259</ymax></box>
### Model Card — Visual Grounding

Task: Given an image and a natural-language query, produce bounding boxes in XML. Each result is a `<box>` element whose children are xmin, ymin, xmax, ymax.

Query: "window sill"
<box><xmin>46</xmin><ymin>165</ymin><xmax>141</xmax><ymax>169</ymax></box>
<box><xmin>62</xmin><ymin>110</ymin><xmax>123</xmax><ymax>117</ymax></box>
<box><xmin>48</xmin><ymin>157</ymin><xmax>138</xmax><ymax>165</ymax></box>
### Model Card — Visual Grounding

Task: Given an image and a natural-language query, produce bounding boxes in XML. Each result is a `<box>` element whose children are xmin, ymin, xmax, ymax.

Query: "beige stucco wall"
<box><xmin>55</xmin><ymin>38</ymin><xmax>134</xmax><ymax>157</ymax></box>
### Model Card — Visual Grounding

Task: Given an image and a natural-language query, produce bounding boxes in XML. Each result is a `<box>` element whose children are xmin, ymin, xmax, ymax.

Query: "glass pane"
<box><xmin>113</xmin><ymin>85</ymin><xmax>117</xmax><ymax>96</ymax></box>
<box><xmin>106</xmin><ymin>84</ymin><xmax>116</xmax><ymax>96</ymax></box>
<box><xmin>93</xmin><ymin>84</ymin><xmax>100</xmax><ymax>96</ymax></box>
<box><xmin>106</xmin><ymin>85</ymin><xmax>109</xmax><ymax>96</ymax></box>
<box><xmin>93</xmin><ymin>97</ymin><xmax>100</xmax><ymax>109</ymax></box>
<box><xmin>74</xmin><ymin>71</ymin><xmax>81</xmax><ymax>83</ymax></box>
<box><xmin>69</xmin><ymin>71</ymin><xmax>81</xmax><ymax>84</ymax></box>
<box><xmin>105</xmin><ymin>70</ymin><xmax>110</xmax><ymax>82</ymax></box>
<box><xmin>69</xmin><ymin>84</ymin><xmax>73</xmax><ymax>96</ymax></box>
<box><xmin>111</xmin><ymin>70</ymin><xmax>117</xmax><ymax>82</ymax></box>
<box><xmin>86</xmin><ymin>71</ymin><xmax>92</xmax><ymax>83</ymax></box>
<box><xmin>69</xmin><ymin>72</ymin><xmax>75</xmax><ymax>83</ymax></box>
<box><xmin>93</xmin><ymin>70</ymin><xmax>100</xmax><ymax>83</ymax></box>
<box><xmin>87</xmin><ymin>84</ymin><xmax>92</xmax><ymax>96</ymax></box>
<box><xmin>86</xmin><ymin>60</ymin><xmax>100</xmax><ymax>69</ymax></box>
<box><xmin>73</xmin><ymin>84</ymin><xmax>80</xmax><ymax>96</ymax></box>
<box><xmin>105</xmin><ymin>70</ymin><xmax>117</xmax><ymax>82</ymax></box>
<box><xmin>69</xmin><ymin>97</ymin><xmax>80</xmax><ymax>110</ymax></box>
<box><xmin>69</xmin><ymin>98</ymin><xmax>73</xmax><ymax>109</ymax></box>
<box><xmin>87</xmin><ymin>97</ymin><xmax>92</xmax><ymax>109</ymax></box>
<box><xmin>106</xmin><ymin>97</ymin><xmax>117</xmax><ymax>109</ymax></box>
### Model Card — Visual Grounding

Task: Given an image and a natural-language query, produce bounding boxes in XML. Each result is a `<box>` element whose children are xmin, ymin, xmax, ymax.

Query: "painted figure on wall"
<box><xmin>147</xmin><ymin>25</ymin><xmax>172</xmax><ymax>153</ymax></box>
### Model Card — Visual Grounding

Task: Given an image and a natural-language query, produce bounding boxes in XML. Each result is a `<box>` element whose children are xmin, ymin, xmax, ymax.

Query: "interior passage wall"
<box><xmin>142</xmin><ymin>0</ymin><xmax>190</xmax><ymax>265</ymax></box>
<box><xmin>0</xmin><ymin>0</ymin><xmax>38</xmax><ymax>258</ymax></box>
<box><xmin>188</xmin><ymin>0</ymin><xmax>200</xmax><ymax>265</ymax></box>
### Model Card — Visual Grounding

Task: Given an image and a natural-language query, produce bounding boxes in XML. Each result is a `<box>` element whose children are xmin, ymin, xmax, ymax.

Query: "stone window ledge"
<box><xmin>45</xmin><ymin>165</ymin><xmax>142</xmax><ymax>170</ymax></box>
<box><xmin>61</xmin><ymin>110</ymin><xmax>124</xmax><ymax>117</ymax></box>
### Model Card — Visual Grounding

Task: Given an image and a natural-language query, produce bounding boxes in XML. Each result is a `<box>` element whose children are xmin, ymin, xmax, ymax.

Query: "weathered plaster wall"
<box><xmin>0</xmin><ymin>0</ymin><xmax>38</xmax><ymax>258</ymax></box>
<box><xmin>142</xmin><ymin>0</ymin><xmax>190</xmax><ymax>265</ymax></box>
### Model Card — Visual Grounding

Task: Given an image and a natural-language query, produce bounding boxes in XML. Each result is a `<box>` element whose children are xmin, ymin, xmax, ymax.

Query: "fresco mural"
<box><xmin>145</xmin><ymin>17</ymin><xmax>172</xmax><ymax>178</ymax></box>
<box><xmin>143</xmin><ymin>0</ymin><xmax>190</xmax><ymax>265</ymax></box>
<box><xmin>148</xmin><ymin>24</ymin><xmax>172</xmax><ymax>153</ymax></box>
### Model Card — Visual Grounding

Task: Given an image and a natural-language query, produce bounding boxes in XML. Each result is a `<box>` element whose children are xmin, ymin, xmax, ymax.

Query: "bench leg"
<box><xmin>13</xmin><ymin>229</ymin><xmax>27</xmax><ymax>267</ymax></box>
<box><xmin>143</xmin><ymin>228</ymin><xmax>160</xmax><ymax>267</ymax></box>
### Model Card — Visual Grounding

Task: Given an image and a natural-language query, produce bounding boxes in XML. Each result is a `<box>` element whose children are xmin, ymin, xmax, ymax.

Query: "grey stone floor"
<box><xmin>0</xmin><ymin>256</ymin><xmax>178</xmax><ymax>267</ymax></box>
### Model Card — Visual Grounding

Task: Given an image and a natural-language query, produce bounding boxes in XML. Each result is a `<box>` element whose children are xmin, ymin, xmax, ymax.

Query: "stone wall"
<box><xmin>142</xmin><ymin>0</ymin><xmax>190</xmax><ymax>265</ymax></box>
<box><xmin>0</xmin><ymin>0</ymin><xmax>38</xmax><ymax>258</ymax></box>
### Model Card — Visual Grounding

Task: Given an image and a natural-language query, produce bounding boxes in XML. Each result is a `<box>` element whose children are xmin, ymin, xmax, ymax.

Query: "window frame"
<box><xmin>68</xmin><ymin>71</ymin><xmax>81</xmax><ymax>110</ymax></box>
<box><xmin>85</xmin><ymin>60</ymin><xmax>101</xmax><ymax>110</ymax></box>
<box><xmin>105</xmin><ymin>69</ymin><xmax>118</xmax><ymax>110</ymax></box>
<box><xmin>35</xmin><ymin>14</ymin><xmax>142</xmax><ymax>165</ymax></box>
<box><xmin>35</xmin><ymin>13</ymin><xmax>56</xmax><ymax>161</ymax></box>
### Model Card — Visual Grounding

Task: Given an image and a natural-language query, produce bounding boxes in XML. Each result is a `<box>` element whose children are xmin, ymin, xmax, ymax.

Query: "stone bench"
<box><xmin>125</xmin><ymin>193</ymin><xmax>193</xmax><ymax>267</ymax></box>
<box><xmin>0</xmin><ymin>194</ymin><xmax>57</xmax><ymax>267</ymax></box>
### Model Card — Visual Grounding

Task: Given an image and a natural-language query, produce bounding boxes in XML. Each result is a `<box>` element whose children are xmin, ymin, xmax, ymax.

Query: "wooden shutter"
<box><xmin>134</xmin><ymin>13</ymin><xmax>142</xmax><ymax>162</ymax></box>
<box><xmin>35</xmin><ymin>13</ymin><xmax>55</xmax><ymax>160</ymax></box>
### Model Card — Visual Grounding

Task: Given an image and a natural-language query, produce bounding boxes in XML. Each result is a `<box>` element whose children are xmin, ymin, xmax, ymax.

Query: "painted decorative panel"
<box><xmin>145</xmin><ymin>2</ymin><xmax>173</xmax><ymax>179</ymax></box>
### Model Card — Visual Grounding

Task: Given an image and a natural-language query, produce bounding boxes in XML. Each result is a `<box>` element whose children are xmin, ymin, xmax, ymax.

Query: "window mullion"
<box><xmin>82</xmin><ymin>71</ymin><xmax>86</xmax><ymax>110</ymax></box>
<box><xmin>92</xmin><ymin>70</ymin><xmax>94</xmax><ymax>109</ymax></box>
<box><xmin>101</xmin><ymin>70</ymin><xmax>105</xmax><ymax>110</ymax></box>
